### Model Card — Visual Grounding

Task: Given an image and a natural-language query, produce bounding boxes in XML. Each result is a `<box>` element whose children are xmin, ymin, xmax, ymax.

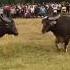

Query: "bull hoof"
<box><xmin>57</xmin><ymin>48</ymin><xmax>61</xmax><ymax>51</ymax></box>
<box><xmin>56</xmin><ymin>45</ymin><xmax>61</xmax><ymax>51</ymax></box>
<box><xmin>64</xmin><ymin>49</ymin><xmax>67</xmax><ymax>53</ymax></box>
<box><xmin>56</xmin><ymin>43</ymin><xmax>61</xmax><ymax>51</ymax></box>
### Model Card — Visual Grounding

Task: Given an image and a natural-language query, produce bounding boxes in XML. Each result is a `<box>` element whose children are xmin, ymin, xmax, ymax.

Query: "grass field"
<box><xmin>0</xmin><ymin>18</ymin><xmax>70</xmax><ymax>70</ymax></box>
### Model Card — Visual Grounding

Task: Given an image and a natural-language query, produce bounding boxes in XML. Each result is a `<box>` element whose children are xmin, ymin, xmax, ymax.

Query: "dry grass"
<box><xmin>0</xmin><ymin>18</ymin><xmax>70</xmax><ymax>70</ymax></box>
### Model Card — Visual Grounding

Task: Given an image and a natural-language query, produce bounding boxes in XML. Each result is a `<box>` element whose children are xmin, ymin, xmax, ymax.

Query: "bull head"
<box><xmin>0</xmin><ymin>15</ymin><xmax>18</xmax><ymax>37</ymax></box>
<box><xmin>6</xmin><ymin>20</ymin><xmax>18</xmax><ymax>36</ymax></box>
<box><xmin>42</xmin><ymin>14</ymin><xmax>61</xmax><ymax>33</ymax></box>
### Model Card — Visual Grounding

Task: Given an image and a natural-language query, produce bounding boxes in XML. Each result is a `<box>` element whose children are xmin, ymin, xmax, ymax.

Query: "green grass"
<box><xmin>0</xmin><ymin>18</ymin><xmax>70</xmax><ymax>70</ymax></box>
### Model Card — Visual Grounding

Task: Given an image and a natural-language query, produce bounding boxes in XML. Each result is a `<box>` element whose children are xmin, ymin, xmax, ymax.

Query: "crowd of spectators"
<box><xmin>0</xmin><ymin>2</ymin><xmax>70</xmax><ymax>18</ymax></box>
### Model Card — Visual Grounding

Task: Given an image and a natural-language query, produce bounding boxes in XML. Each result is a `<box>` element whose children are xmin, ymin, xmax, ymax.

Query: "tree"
<box><xmin>0</xmin><ymin>0</ymin><xmax>70</xmax><ymax>5</ymax></box>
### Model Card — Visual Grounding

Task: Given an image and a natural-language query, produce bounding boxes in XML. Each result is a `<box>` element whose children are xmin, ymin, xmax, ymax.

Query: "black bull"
<box><xmin>0</xmin><ymin>15</ymin><xmax>18</xmax><ymax>37</ymax></box>
<box><xmin>42</xmin><ymin>14</ymin><xmax>70</xmax><ymax>52</ymax></box>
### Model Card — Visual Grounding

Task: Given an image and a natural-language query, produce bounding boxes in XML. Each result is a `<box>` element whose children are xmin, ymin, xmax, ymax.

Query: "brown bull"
<box><xmin>42</xmin><ymin>14</ymin><xmax>70</xmax><ymax>52</ymax></box>
<box><xmin>0</xmin><ymin>14</ymin><xmax>18</xmax><ymax>37</ymax></box>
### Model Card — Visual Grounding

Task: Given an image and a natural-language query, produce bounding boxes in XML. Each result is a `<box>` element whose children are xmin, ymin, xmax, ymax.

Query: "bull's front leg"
<box><xmin>55</xmin><ymin>37</ymin><xmax>64</xmax><ymax>51</ymax></box>
<box><xmin>64</xmin><ymin>39</ymin><xmax>69</xmax><ymax>52</ymax></box>
<box><xmin>64</xmin><ymin>45</ymin><xmax>68</xmax><ymax>52</ymax></box>
<box><xmin>55</xmin><ymin>39</ymin><xmax>61</xmax><ymax>51</ymax></box>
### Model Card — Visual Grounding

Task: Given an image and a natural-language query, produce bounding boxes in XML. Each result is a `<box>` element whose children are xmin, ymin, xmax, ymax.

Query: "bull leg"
<box><xmin>64</xmin><ymin>42</ymin><xmax>69</xmax><ymax>52</ymax></box>
<box><xmin>55</xmin><ymin>37</ymin><xmax>64</xmax><ymax>51</ymax></box>
<box><xmin>64</xmin><ymin>39</ymin><xmax>69</xmax><ymax>52</ymax></box>
<box><xmin>55</xmin><ymin>39</ymin><xmax>61</xmax><ymax>51</ymax></box>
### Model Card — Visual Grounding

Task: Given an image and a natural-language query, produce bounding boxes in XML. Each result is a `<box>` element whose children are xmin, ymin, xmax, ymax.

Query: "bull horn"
<box><xmin>48</xmin><ymin>14</ymin><xmax>61</xmax><ymax>20</ymax></box>
<box><xmin>42</xmin><ymin>16</ymin><xmax>48</xmax><ymax>20</ymax></box>
<box><xmin>0</xmin><ymin>14</ymin><xmax>11</xmax><ymax>23</ymax></box>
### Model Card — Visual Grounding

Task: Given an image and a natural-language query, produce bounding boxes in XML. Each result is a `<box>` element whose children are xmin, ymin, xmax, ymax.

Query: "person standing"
<box><xmin>65</xmin><ymin>2</ymin><xmax>70</xmax><ymax>14</ymax></box>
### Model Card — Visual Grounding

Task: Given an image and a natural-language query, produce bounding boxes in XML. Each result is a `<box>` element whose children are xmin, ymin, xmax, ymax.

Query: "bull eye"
<box><xmin>50</xmin><ymin>21</ymin><xmax>56</xmax><ymax>25</ymax></box>
<box><xmin>5</xmin><ymin>24</ymin><xmax>8</xmax><ymax>26</ymax></box>
<box><xmin>5</xmin><ymin>23</ymin><xmax>11</xmax><ymax>29</ymax></box>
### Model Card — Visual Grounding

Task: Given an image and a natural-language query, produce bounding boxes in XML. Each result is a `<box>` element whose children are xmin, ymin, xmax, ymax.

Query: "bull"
<box><xmin>42</xmin><ymin>14</ymin><xmax>70</xmax><ymax>52</ymax></box>
<box><xmin>0</xmin><ymin>14</ymin><xmax>18</xmax><ymax>37</ymax></box>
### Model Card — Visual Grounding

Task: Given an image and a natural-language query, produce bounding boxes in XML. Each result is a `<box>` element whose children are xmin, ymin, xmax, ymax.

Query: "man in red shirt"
<box><xmin>3</xmin><ymin>4</ymin><xmax>11</xmax><ymax>17</ymax></box>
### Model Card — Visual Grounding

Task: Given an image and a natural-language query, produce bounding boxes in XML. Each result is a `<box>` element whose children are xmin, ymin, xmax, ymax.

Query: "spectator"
<box><xmin>3</xmin><ymin>4</ymin><xmax>11</xmax><ymax>17</ymax></box>
<box><xmin>24</xmin><ymin>5</ymin><xmax>31</xmax><ymax>18</ymax></box>
<box><xmin>30</xmin><ymin>5</ymin><xmax>35</xmax><ymax>17</ymax></box>
<box><xmin>47</xmin><ymin>5</ymin><xmax>53</xmax><ymax>17</ymax></box>
<box><xmin>0</xmin><ymin>2</ymin><xmax>69</xmax><ymax>18</ymax></box>
<box><xmin>39</xmin><ymin>6</ymin><xmax>47</xmax><ymax>17</ymax></box>
<box><xmin>65</xmin><ymin>2</ymin><xmax>70</xmax><ymax>14</ymax></box>
<box><xmin>34</xmin><ymin>5</ymin><xmax>40</xmax><ymax>17</ymax></box>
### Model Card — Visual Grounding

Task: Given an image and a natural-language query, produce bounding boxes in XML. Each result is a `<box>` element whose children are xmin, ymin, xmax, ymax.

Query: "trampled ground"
<box><xmin>0</xmin><ymin>18</ymin><xmax>70</xmax><ymax>70</ymax></box>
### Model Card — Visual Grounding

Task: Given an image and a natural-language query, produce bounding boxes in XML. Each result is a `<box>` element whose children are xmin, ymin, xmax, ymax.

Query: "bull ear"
<box><xmin>50</xmin><ymin>21</ymin><xmax>57</xmax><ymax>25</ymax></box>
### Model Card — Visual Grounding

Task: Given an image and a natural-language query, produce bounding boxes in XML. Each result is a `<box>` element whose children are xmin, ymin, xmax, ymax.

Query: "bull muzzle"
<box><xmin>12</xmin><ymin>26</ymin><xmax>18</xmax><ymax>36</ymax></box>
<box><xmin>14</xmin><ymin>31</ymin><xmax>18</xmax><ymax>36</ymax></box>
<box><xmin>42</xmin><ymin>28</ymin><xmax>46</xmax><ymax>34</ymax></box>
<box><xmin>13</xmin><ymin>28</ymin><xmax>18</xmax><ymax>36</ymax></box>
